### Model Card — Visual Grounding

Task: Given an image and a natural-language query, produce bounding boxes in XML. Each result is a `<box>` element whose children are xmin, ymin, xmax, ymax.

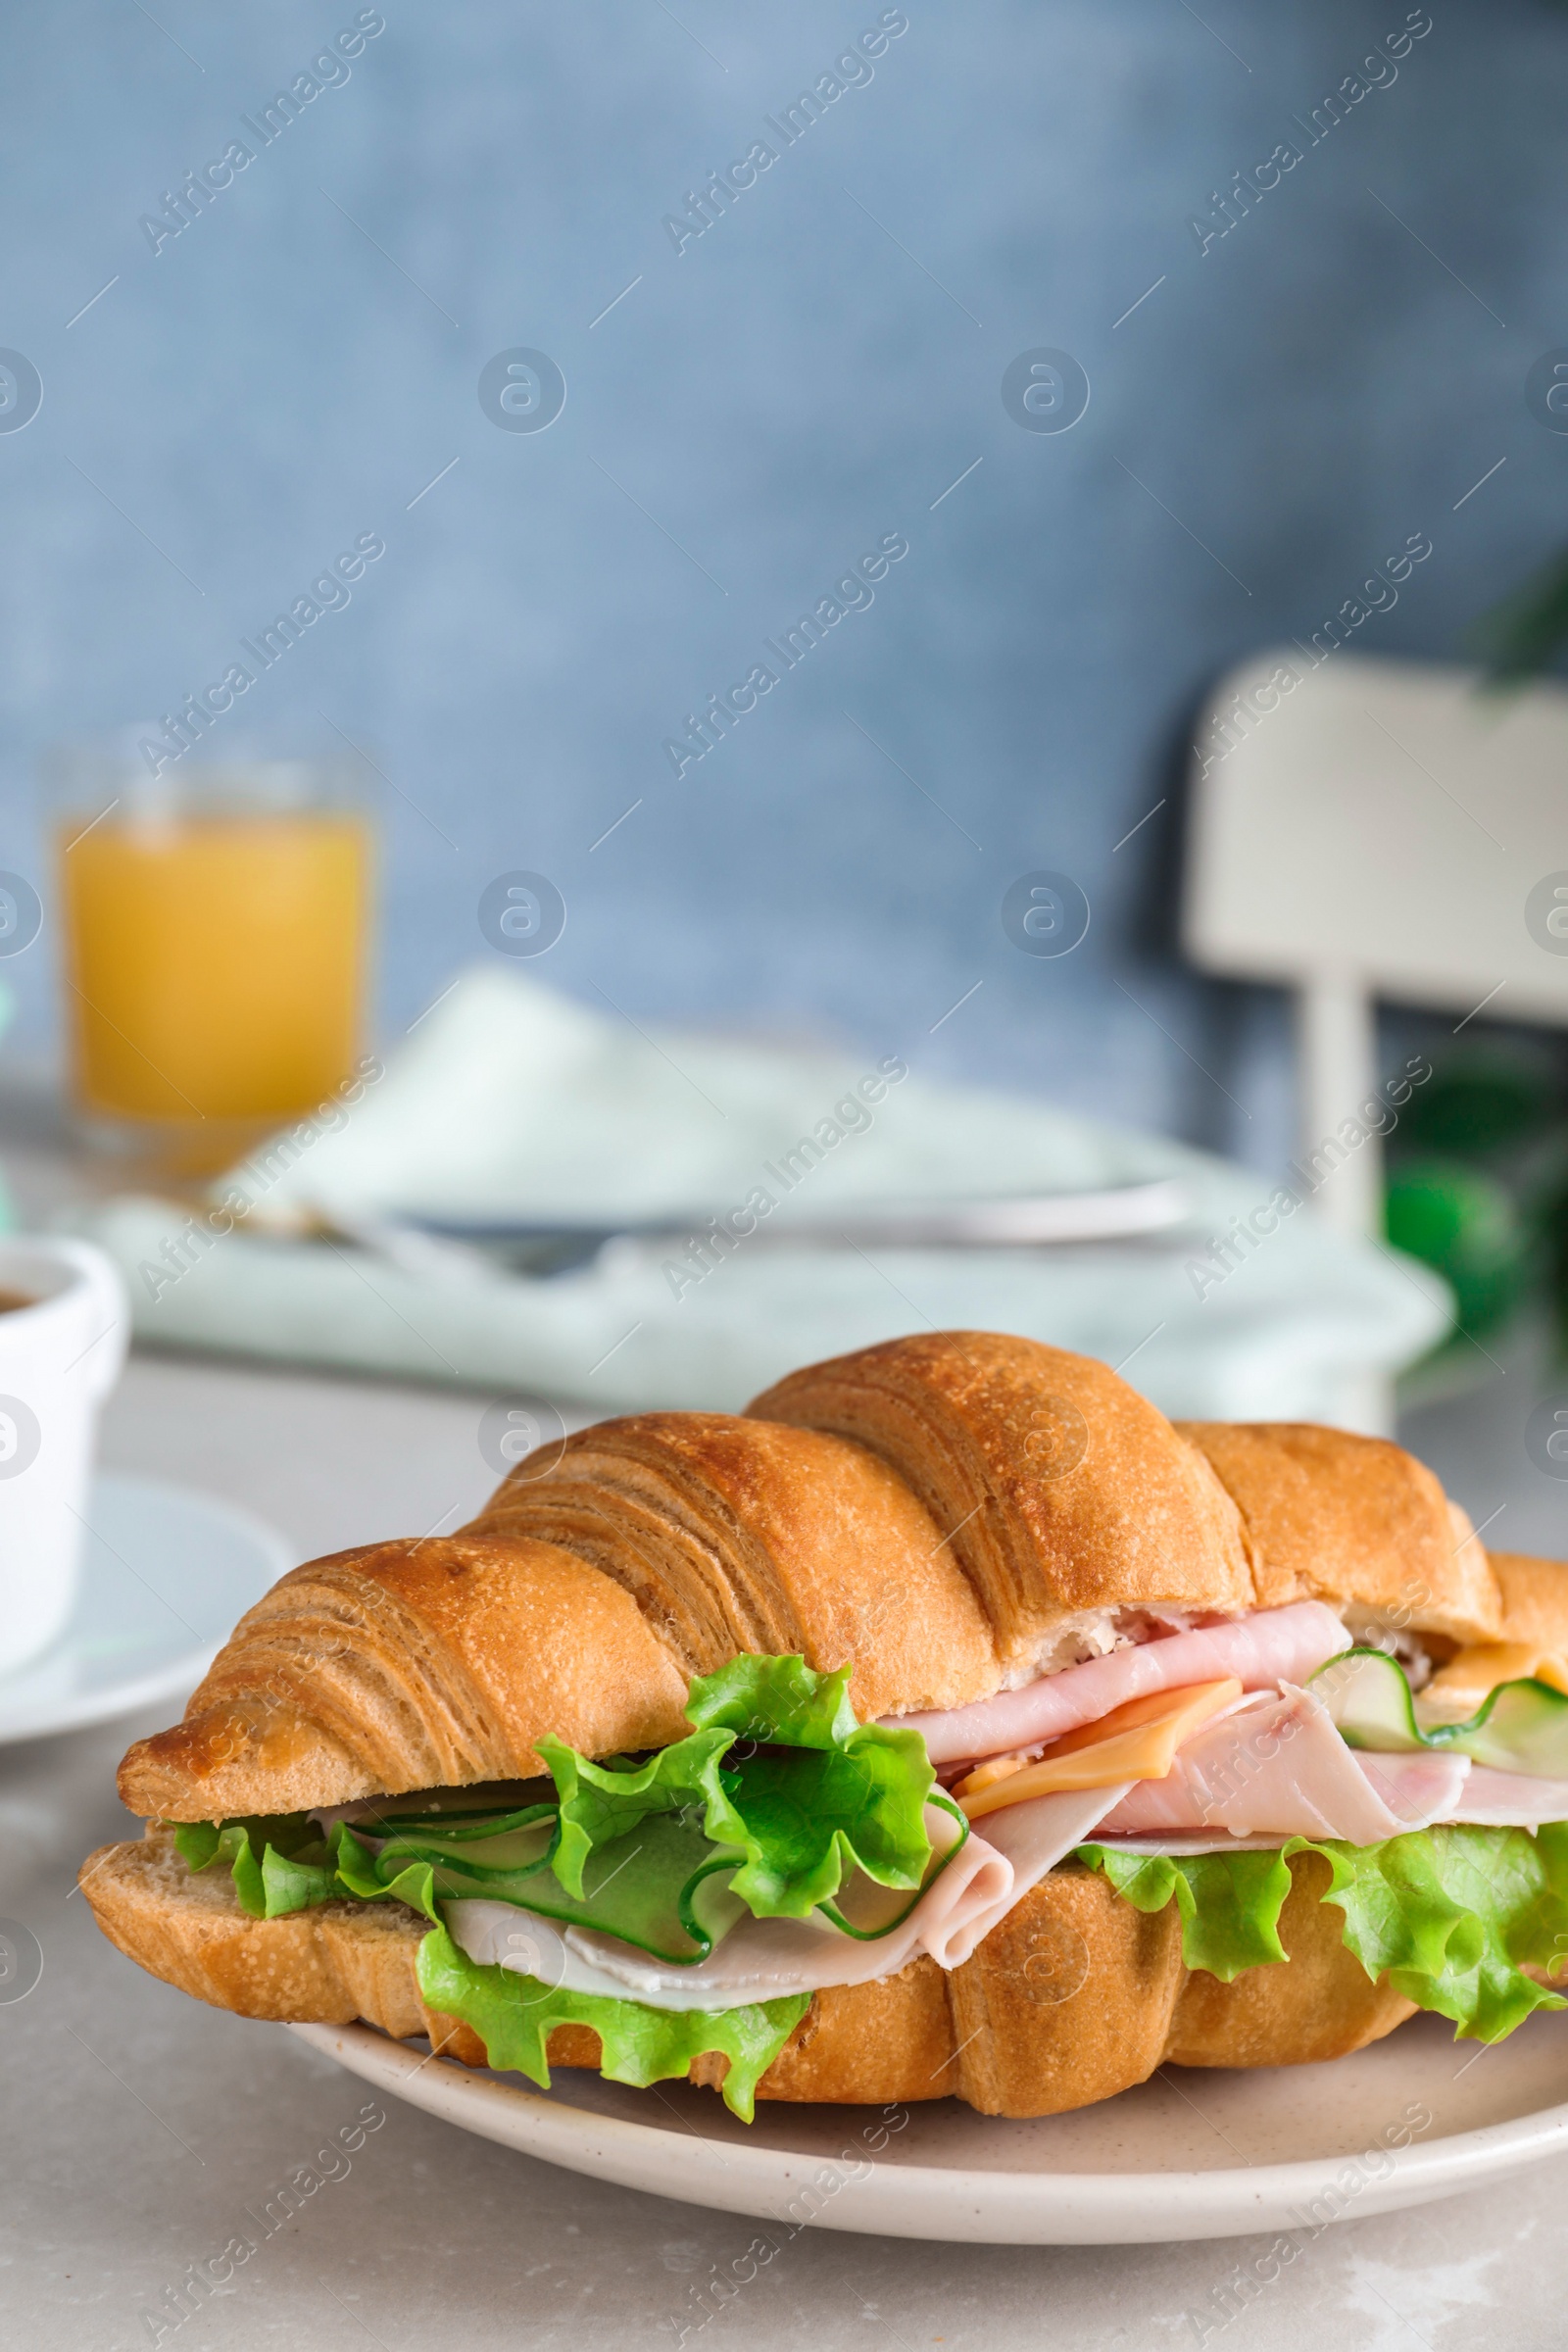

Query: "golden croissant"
<box><xmin>83</xmin><ymin>1331</ymin><xmax>1568</xmax><ymax>2121</ymax></box>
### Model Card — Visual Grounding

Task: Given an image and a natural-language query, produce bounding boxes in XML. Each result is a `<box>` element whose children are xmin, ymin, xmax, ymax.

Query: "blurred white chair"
<box><xmin>1183</xmin><ymin>647</ymin><xmax>1568</xmax><ymax>1432</ymax></box>
<box><xmin>1184</xmin><ymin>646</ymin><xmax>1568</xmax><ymax>1234</ymax></box>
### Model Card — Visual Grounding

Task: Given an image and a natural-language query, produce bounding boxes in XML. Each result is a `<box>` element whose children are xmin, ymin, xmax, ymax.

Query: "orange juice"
<box><xmin>58</xmin><ymin>811</ymin><xmax>369</xmax><ymax>1131</ymax></box>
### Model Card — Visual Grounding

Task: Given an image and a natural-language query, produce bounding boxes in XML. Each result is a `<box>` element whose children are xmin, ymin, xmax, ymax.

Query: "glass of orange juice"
<box><xmin>51</xmin><ymin>734</ymin><xmax>372</xmax><ymax>1172</ymax></box>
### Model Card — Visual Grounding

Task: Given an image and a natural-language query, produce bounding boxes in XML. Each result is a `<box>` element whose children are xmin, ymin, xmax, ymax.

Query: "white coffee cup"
<box><xmin>0</xmin><ymin>1238</ymin><xmax>129</xmax><ymax>1679</ymax></box>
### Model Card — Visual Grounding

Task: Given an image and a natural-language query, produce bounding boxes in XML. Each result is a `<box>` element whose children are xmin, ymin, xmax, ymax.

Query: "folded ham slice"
<box><xmin>447</xmin><ymin>1785</ymin><xmax>1131</xmax><ymax>2010</ymax></box>
<box><xmin>1096</xmin><ymin>1686</ymin><xmax>1471</xmax><ymax>1840</ymax></box>
<box><xmin>1029</xmin><ymin>1761</ymin><xmax>1568</xmax><ymax>1851</ymax></box>
<box><xmin>895</xmin><ymin>1601</ymin><xmax>1348</xmax><ymax>1765</ymax></box>
<box><xmin>1438</xmin><ymin>1765</ymin><xmax>1568</xmax><ymax>1829</ymax></box>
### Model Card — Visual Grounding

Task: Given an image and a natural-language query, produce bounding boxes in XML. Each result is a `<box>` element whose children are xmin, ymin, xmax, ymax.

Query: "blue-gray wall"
<box><xmin>1</xmin><ymin>0</ymin><xmax>1561</xmax><ymax>1173</ymax></box>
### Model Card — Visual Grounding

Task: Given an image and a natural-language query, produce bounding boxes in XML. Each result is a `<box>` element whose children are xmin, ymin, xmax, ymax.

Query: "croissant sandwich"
<box><xmin>82</xmin><ymin>1331</ymin><xmax>1568</xmax><ymax>2123</ymax></box>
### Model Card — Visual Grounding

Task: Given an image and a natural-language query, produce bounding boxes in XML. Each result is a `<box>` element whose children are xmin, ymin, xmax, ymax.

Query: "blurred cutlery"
<box><xmin>332</xmin><ymin>1178</ymin><xmax>1191</xmax><ymax>1282</ymax></box>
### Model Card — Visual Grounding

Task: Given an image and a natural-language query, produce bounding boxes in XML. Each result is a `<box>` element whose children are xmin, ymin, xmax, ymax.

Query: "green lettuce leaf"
<box><xmin>1080</xmin><ymin>1824</ymin><xmax>1568</xmax><ymax>2040</ymax></box>
<box><xmin>703</xmin><ymin>1730</ymin><xmax>935</xmax><ymax>1919</ymax></box>
<box><xmin>175</xmin><ymin>1657</ymin><xmax>938</xmax><ymax>1937</ymax></box>
<box><xmin>172</xmin><ymin>1813</ymin><xmax>337</xmax><ymax>1921</ymax></box>
<box><xmin>685</xmin><ymin>1651</ymin><xmax>860</xmax><ymax>1746</ymax></box>
<box><xmin>332</xmin><ymin>1829</ymin><xmax>444</xmax><ymax>1926</ymax></box>
<box><xmin>1080</xmin><ymin>1845</ymin><xmax>1294</xmax><ymax>1981</ymax></box>
<box><xmin>536</xmin><ymin>1655</ymin><xmax>936</xmax><ymax>1922</ymax></box>
<box><xmin>170</xmin><ymin>1654</ymin><xmax>941</xmax><ymax>1946</ymax></box>
<box><xmin>416</xmin><ymin>1923</ymin><xmax>808</xmax><ymax>2123</ymax></box>
<box><xmin>258</xmin><ymin>1839</ymin><xmax>340</xmax><ymax>1915</ymax></box>
<box><xmin>1302</xmin><ymin>1824</ymin><xmax>1568</xmax><ymax>2042</ymax></box>
<box><xmin>704</xmin><ymin>1657</ymin><xmax>935</xmax><ymax>1919</ymax></box>
<box><xmin>534</xmin><ymin>1729</ymin><xmax>733</xmax><ymax>1899</ymax></box>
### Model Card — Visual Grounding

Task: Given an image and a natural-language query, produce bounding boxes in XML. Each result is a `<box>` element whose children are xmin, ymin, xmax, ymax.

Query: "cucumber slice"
<box><xmin>363</xmin><ymin>1800</ymin><xmax>558</xmax><ymax>1844</ymax></box>
<box><xmin>351</xmin><ymin>1808</ymin><xmax>743</xmax><ymax>1966</ymax></box>
<box><xmin>1308</xmin><ymin>1646</ymin><xmax>1568</xmax><ymax>1777</ymax></box>
<box><xmin>1307</xmin><ymin>1648</ymin><xmax>1429</xmax><ymax>1750</ymax></box>
<box><xmin>373</xmin><ymin>1812</ymin><xmax>559</xmax><ymax>1878</ymax></box>
<box><xmin>816</xmin><ymin>1792</ymin><xmax>971</xmax><ymax>1941</ymax></box>
<box><xmin>1442</xmin><ymin>1679</ymin><xmax>1568</xmax><ymax>1777</ymax></box>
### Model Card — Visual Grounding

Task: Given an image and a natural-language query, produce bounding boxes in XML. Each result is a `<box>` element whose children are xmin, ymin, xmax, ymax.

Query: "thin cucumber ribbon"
<box><xmin>1308</xmin><ymin>1648</ymin><xmax>1568</xmax><ymax>1775</ymax></box>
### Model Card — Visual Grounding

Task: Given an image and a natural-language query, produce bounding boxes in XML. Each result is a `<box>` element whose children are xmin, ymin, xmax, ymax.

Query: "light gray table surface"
<box><xmin>6</xmin><ymin>1093</ymin><xmax>1568</xmax><ymax>2349</ymax></box>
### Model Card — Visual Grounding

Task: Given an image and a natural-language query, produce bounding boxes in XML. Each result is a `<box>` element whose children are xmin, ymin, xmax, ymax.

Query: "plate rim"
<box><xmin>289</xmin><ymin>2017</ymin><xmax>1568</xmax><ymax>2246</ymax></box>
<box><xmin>0</xmin><ymin>1469</ymin><xmax>296</xmax><ymax>1745</ymax></box>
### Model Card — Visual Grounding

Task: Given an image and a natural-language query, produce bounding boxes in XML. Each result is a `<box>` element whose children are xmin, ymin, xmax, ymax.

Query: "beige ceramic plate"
<box><xmin>291</xmin><ymin>2004</ymin><xmax>1568</xmax><ymax>2244</ymax></box>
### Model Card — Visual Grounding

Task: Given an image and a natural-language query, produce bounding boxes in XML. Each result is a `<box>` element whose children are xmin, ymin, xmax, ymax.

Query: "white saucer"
<box><xmin>0</xmin><ymin>1471</ymin><xmax>295</xmax><ymax>1744</ymax></box>
<box><xmin>294</xmin><ymin>2003</ymin><xmax>1568</xmax><ymax>2245</ymax></box>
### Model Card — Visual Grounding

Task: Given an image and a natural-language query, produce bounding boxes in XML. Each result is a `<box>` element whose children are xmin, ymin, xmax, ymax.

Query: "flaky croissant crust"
<box><xmin>119</xmin><ymin>1331</ymin><xmax>1521</xmax><ymax>1825</ymax></box>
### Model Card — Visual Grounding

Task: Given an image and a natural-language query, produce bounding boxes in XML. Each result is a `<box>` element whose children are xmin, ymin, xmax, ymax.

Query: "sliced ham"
<box><xmin>1436</xmin><ymin>1765</ymin><xmax>1568</xmax><ymax>1829</ymax></box>
<box><xmin>1096</xmin><ymin>1687</ymin><xmax>1472</xmax><ymax>1840</ymax></box>
<box><xmin>1020</xmin><ymin>1762</ymin><xmax>1568</xmax><ymax>1846</ymax></box>
<box><xmin>446</xmin><ymin>1786</ymin><xmax>1130</xmax><ymax>2011</ymax></box>
<box><xmin>895</xmin><ymin>1601</ymin><xmax>1349</xmax><ymax>1766</ymax></box>
<box><xmin>1086</xmin><ymin>1831</ymin><xmax>1292</xmax><ymax>1856</ymax></box>
<box><xmin>1351</xmin><ymin>1749</ymin><xmax>1482</xmax><ymax>1826</ymax></box>
<box><xmin>927</xmin><ymin>1785</ymin><xmax>1136</xmax><ymax>1962</ymax></box>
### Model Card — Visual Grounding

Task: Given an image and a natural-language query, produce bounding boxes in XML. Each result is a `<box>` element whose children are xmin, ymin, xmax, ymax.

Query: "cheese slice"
<box><xmin>956</xmin><ymin>1678</ymin><xmax>1243</xmax><ymax>1821</ymax></box>
<box><xmin>1421</xmin><ymin>1642</ymin><xmax>1568</xmax><ymax>1724</ymax></box>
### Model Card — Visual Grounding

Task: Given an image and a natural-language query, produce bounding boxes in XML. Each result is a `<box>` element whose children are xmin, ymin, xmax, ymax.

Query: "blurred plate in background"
<box><xmin>0</xmin><ymin>1471</ymin><xmax>295</xmax><ymax>1744</ymax></box>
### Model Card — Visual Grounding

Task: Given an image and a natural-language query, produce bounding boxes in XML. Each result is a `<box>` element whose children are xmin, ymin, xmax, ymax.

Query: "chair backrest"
<box><xmin>1184</xmin><ymin>647</ymin><xmax>1568</xmax><ymax>1020</ymax></box>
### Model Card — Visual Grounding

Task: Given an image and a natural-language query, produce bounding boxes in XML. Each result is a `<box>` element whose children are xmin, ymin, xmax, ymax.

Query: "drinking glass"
<box><xmin>50</xmin><ymin>732</ymin><xmax>372</xmax><ymax>1171</ymax></box>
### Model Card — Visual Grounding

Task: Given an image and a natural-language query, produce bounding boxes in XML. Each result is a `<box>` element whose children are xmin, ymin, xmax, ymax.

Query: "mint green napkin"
<box><xmin>72</xmin><ymin>969</ymin><xmax>1446</xmax><ymax>1420</ymax></box>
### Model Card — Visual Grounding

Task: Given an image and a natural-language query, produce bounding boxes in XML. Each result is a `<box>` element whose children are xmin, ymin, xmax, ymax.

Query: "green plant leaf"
<box><xmin>172</xmin><ymin>1658</ymin><xmax>937</xmax><ymax>1948</ymax></box>
<box><xmin>1304</xmin><ymin>1823</ymin><xmax>1568</xmax><ymax>2042</ymax></box>
<box><xmin>537</xmin><ymin>1654</ymin><xmax>936</xmax><ymax>1922</ymax></box>
<box><xmin>703</xmin><ymin>1729</ymin><xmax>936</xmax><ymax>1919</ymax></box>
<box><xmin>1081</xmin><ymin>1823</ymin><xmax>1568</xmax><ymax>2040</ymax></box>
<box><xmin>685</xmin><ymin>1652</ymin><xmax>861</xmax><ymax>1747</ymax></box>
<box><xmin>170</xmin><ymin>1812</ymin><xmax>335</xmax><ymax>1920</ymax></box>
<box><xmin>331</xmin><ymin>1828</ymin><xmax>444</xmax><ymax>1926</ymax></box>
<box><xmin>416</xmin><ymin>1924</ymin><xmax>809</xmax><ymax>2123</ymax></box>
<box><xmin>689</xmin><ymin>1654</ymin><xmax>936</xmax><ymax>1918</ymax></box>
<box><xmin>534</xmin><ymin>1728</ymin><xmax>733</xmax><ymax>1899</ymax></box>
<box><xmin>1078</xmin><ymin>1846</ymin><xmax>1293</xmax><ymax>1981</ymax></box>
